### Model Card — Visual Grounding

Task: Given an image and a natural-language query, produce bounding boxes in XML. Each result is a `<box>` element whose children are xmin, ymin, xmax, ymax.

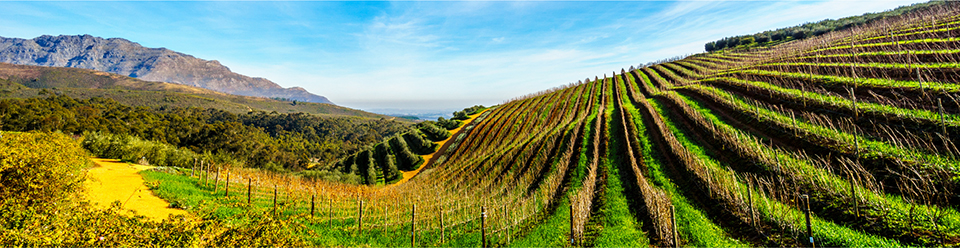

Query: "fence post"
<box><xmin>481</xmin><ymin>206</ymin><xmax>487</xmax><ymax>248</ymax></box>
<box><xmin>273</xmin><ymin>185</ymin><xmax>278</xmax><ymax>216</ymax></box>
<box><xmin>569</xmin><ymin>201</ymin><xmax>575</xmax><ymax>246</ymax></box>
<box><xmin>748</xmin><ymin>183</ymin><xmax>754</xmax><ymax>227</ymax></box>
<box><xmin>672</xmin><ymin>205</ymin><xmax>679</xmax><ymax>247</ymax></box>
<box><xmin>358</xmin><ymin>200</ymin><xmax>364</xmax><ymax>236</ymax></box>
<box><xmin>939</xmin><ymin>98</ymin><xmax>946</xmax><ymax>136</ymax></box>
<box><xmin>224</xmin><ymin>172</ymin><xmax>230</xmax><ymax>197</ymax></box>
<box><xmin>192</xmin><ymin>158</ymin><xmax>196</xmax><ymax>177</ymax></box>
<box><xmin>440</xmin><ymin>205</ymin><xmax>446</xmax><ymax>244</ymax></box>
<box><xmin>411</xmin><ymin>204</ymin><xmax>417</xmax><ymax>247</ymax></box>
<box><xmin>803</xmin><ymin>194</ymin><xmax>815</xmax><ymax>248</ymax></box>
<box><xmin>247</xmin><ymin>178</ymin><xmax>252</xmax><ymax>206</ymax></box>
<box><xmin>311</xmin><ymin>194</ymin><xmax>316</xmax><ymax>217</ymax></box>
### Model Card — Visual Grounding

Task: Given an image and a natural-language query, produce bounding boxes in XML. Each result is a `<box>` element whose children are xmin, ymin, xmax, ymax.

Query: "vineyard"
<box><xmin>128</xmin><ymin>6</ymin><xmax>960</xmax><ymax>245</ymax></box>
<box><xmin>3</xmin><ymin>2</ymin><xmax>960</xmax><ymax>247</ymax></box>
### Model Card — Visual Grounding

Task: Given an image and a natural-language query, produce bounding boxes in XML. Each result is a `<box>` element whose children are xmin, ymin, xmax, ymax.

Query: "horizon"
<box><xmin>0</xmin><ymin>0</ymin><xmax>924</xmax><ymax>112</ymax></box>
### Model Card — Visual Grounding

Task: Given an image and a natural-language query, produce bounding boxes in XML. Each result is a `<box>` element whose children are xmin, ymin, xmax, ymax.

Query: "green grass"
<box><xmin>591</xmin><ymin>84</ymin><xmax>649</xmax><ymax>247</ymax></box>
<box><xmin>510</xmin><ymin>201</ymin><xmax>574</xmax><ymax>247</ymax></box>
<box><xmin>619</xmin><ymin>75</ymin><xmax>746</xmax><ymax>247</ymax></box>
<box><xmin>648</xmin><ymin>98</ymin><xmax>902</xmax><ymax>247</ymax></box>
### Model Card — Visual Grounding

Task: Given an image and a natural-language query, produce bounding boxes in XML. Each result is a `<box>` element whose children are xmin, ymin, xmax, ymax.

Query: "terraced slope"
<box><xmin>139</xmin><ymin>5</ymin><xmax>959</xmax><ymax>247</ymax></box>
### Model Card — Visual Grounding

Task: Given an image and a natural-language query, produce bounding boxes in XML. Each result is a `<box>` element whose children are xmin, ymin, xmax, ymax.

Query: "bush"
<box><xmin>0</xmin><ymin>132</ymin><xmax>88</xmax><ymax>216</ymax></box>
<box><xmin>418</xmin><ymin>122</ymin><xmax>450</xmax><ymax>141</ymax></box>
<box><xmin>356</xmin><ymin>150</ymin><xmax>376</xmax><ymax>185</ymax></box>
<box><xmin>403</xmin><ymin>130</ymin><xmax>438</xmax><ymax>155</ymax></box>
<box><xmin>300</xmin><ymin>170</ymin><xmax>360</xmax><ymax>184</ymax></box>
<box><xmin>389</xmin><ymin>135</ymin><xmax>424</xmax><ymax>171</ymax></box>
<box><xmin>82</xmin><ymin>131</ymin><xmax>243</xmax><ymax>169</ymax></box>
<box><xmin>452</xmin><ymin>111</ymin><xmax>469</xmax><ymax>120</ymax></box>
<box><xmin>373</xmin><ymin>143</ymin><xmax>399</xmax><ymax>182</ymax></box>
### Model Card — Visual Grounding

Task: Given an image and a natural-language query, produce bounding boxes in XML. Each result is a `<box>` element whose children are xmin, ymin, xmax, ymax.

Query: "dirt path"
<box><xmin>386</xmin><ymin>110</ymin><xmax>488</xmax><ymax>188</ymax></box>
<box><xmin>84</xmin><ymin>158</ymin><xmax>189</xmax><ymax>221</ymax></box>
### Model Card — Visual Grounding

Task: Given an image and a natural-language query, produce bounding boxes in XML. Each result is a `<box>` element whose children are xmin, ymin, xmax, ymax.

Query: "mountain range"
<box><xmin>0</xmin><ymin>34</ymin><xmax>332</xmax><ymax>104</ymax></box>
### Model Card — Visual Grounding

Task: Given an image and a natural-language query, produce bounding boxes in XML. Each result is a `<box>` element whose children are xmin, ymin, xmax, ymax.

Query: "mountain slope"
<box><xmin>0</xmin><ymin>62</ymin><xmax>392</xmax><ymax>119</ymax></box>
<box><xmin>0</xmin><ymin>34</ymin><xmax>332</xmax><ymax>104</ymax></box>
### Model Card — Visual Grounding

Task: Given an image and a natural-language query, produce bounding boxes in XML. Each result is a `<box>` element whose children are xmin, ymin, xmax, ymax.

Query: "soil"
<box><xmin>84</xmin><ymin>158</ymin><xmax>189</xmax><ymax>221</ymax></box>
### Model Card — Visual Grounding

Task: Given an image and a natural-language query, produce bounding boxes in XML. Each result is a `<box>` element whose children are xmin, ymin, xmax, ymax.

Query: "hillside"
<box><xmin>111</xmin><ymin>5</ymin><xmax>955</xmax><ymax>247</ymax></box>
<box><xmin>0</xmin><ymin>34</ymin><xmax>332</xmax><ymax>104</ymax></box>
<box><xmin>394</xmin><ymin>6</ymin><xmax>959</xmax><ymax>246</ymax></box>
<box><xmin>0</xmin><ymin>62</ymin><xmax>389</xmax><ymax>119</ymax></box>
<box><xmin>4</xmin><ymin>2</ymin><xmax>960</xmax><ymax>247</ymax></box>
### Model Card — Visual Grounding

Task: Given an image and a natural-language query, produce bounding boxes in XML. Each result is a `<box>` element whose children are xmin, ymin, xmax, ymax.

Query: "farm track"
<box><xmin>85</xmin><ymin>158</ymin><xmax>190</xmax><ymax>221</ymax></box>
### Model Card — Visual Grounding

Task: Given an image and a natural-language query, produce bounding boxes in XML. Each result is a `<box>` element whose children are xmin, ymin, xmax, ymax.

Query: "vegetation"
<box><xmin>0</xmin><ymin>94</ymin><xmax>410</xmax><ymax>170</ymax></box>
<box><xmin>5</xmin><ymin>3</ymin><xmax>960</xmax><ymax>247</ymax></box>
<box><xmin>705</xmin><ymin>0</ymin><xmax>957</xmax><ymax>52</ymax></box>
<box><xmin>0</xmin><ymin>132</ymin><xmax>305</xmax><ymax>246</ymax></box>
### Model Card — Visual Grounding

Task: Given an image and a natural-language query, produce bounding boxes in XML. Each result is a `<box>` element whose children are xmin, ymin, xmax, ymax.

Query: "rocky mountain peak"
<box><xmin>0</xmin><ymin>34</ymin><xmax>332</xmax><ymax>104</ymax></box>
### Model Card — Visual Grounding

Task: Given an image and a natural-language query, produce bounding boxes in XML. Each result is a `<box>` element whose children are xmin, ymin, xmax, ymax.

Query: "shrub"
<box><xmin>389</xmin><ymin>135</ymin><xmax>424</xmax><ymax>171</ymax></box>
<box><xmin>452</xmin><ymin>110</ymin><xmax>469</xmax><ymax>120</ymax></box>
<box><xmin>356</xmin><ymin>150</ymin><xmax>376</xmax><ymax>185</ymax></box>
<box><xmin>417</xmin><ymin>122</ymin><xmax>450</xmax><ymax>141</ymax></box>
<box><xmin>0</xmin><ymin>132</ymin><xmax>88</xmax><ymax>216</ymax></box>
<box><xmin>403</xmin><ymin>130</ymin><xmax>438</xmax><ymax>154</ymax></box>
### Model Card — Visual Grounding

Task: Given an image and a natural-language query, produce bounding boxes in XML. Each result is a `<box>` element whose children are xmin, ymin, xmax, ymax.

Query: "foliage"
<box><xmin>705</xmin><ymin>0</ymin><xmax>955</xmax><ymax>51</ymax></box>
<box><xmin>418</xmin><ymin>121</ymin><xmax>452</xmax><ymax>141</ymax></box>
<box><xmin>453</xmin><ymin>105</ymin><xmax>487</xmax><ymax>120</ymax></box>
<box><xmin>0</xmin><ymin>94</ymin><xmax>410</xmax><ymax>170</ymax></box>
<box><xmin>435</xmin><ymin>117</ymin><xmax>463</xmax><ymax>130</ymax></box>
<box><xmin>0</xmin><ymin>131</ymin><xmax>306</xmax><ymax>246</ymax></box>
<box><xmin>0</xmin><ymin>132</ymin><xmax>88</xmax><ymax>218</ymax></box>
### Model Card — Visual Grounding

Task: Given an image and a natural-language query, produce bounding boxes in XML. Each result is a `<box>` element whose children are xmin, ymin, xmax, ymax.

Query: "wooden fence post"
<box><xmin>481</xmin><ymin>206</ymin><xmax>487</xmax><ymax>248</ymax></box>
<box><xmin>411</xmin><ymin>204</ymin><xmax>417</xmax><ymax>247</ymax></box>
<box><xmin>192</xmin><ymin>158</ymin><xmax>196</xmax><ymax>177</ymax></box>
<box><xmin>225</xmin><ymin>172</ymin><xmax>230</xmax><ymax>197</ymax></box>
<box><xmin>939</xmin><ymin>98</ymin><xmax>946</xmax><ymax>136</ymax></box>
<box><xmin>311</xmin><ymin>194</ymin><xmax>316</xmax><ymax>217</ymax></box>
<box><xmin>440</xmin><ymin>205</ymin><xmax>446</xmax><ymax>244</ymax></box>
<box><xmin>247</xmin><ymin>178</ymin><xmax>252</xmax><ymax>206</ymax></box>
<box><xmin>570</xmin><ymin>201</ymin><xmax>575</xmax><ymax>246</ymax></box>
<box><xmin>672</xmin><ymin>205</ymin><xmax>679</xmax><ymax>247</ymax></box>
<box><xmin>358</xmin><ymin>200</ymin><xmax>364</xmax><ymax>236</ymax></box>
<box><xmin>273</xmin><ymin>185</ymin><xmax>278</xmax><ymax>216</ymax></box>
<box><xmin>748</xmin><ymin>183</ymin><xmax>755</xmax><ymax>227</ymax></box>
<box><xmin>803</xmin><ymin>194</ymin><xmax>815</xmax><ymax>248</ymax></box>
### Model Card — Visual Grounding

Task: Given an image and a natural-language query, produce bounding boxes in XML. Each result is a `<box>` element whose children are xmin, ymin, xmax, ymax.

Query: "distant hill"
<box><xmin>0</xmin><ymin>62</ymin><xmax>394</xmax><ymax>120</ymax></box>
<box><xmin>0</xmin><ymin>34</ymin><xmax>332</xmax><ymax>104</ymax></box>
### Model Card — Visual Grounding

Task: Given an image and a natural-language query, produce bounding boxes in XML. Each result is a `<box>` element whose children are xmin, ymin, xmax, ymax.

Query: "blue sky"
<box><xmin>0</xmin><ymin>0</ymin><xmax>923</xmax><ymax>111</ymax></box>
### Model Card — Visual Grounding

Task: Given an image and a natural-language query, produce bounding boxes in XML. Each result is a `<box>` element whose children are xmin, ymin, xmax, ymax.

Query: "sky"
<box><xmin>0</xmin><ymin>0</ymin><xmax>925</xmax><ymax>111</ymax></box>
